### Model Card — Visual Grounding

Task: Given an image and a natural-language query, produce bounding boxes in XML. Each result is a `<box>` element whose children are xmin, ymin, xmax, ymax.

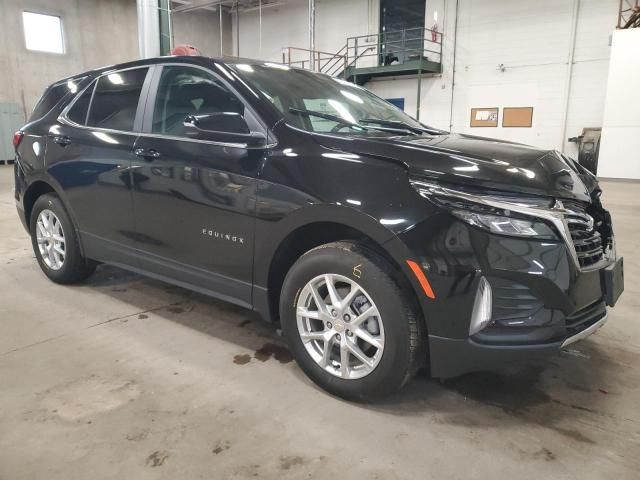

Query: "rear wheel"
<box><xmin>280</xmin><ymin>241</ymin><xmax>424</xmax><ymax>400</ymax></box>
<box><xmin>30</xmin><ymin>194</ymin><xmax>95</xmax><ymax>284</ymax></box>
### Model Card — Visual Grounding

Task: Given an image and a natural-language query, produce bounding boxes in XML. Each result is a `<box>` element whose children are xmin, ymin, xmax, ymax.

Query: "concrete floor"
<box><xmin>1</xmin><ymin>165</ymin><xmax>639</xmax><ymax>480</ymax></box>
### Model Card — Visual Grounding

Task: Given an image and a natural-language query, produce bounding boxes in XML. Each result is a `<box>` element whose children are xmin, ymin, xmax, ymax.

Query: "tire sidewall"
<box><xmin>280</xmin><ymin>243</ymin><xmax>415</xmax><ymax>400</ymax></box>
<box><xmin>30</xmin><ymin>194</ymin><xmax>84</xmax><ymax>283</ymax></box>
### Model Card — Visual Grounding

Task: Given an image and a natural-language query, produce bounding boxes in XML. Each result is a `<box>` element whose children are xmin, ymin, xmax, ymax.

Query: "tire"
<box><xmin>280</xmin><ymin>241</ymin><xmax>425</xmax><ymax>401</ymax></box>
<box><xmin>30</xmin><ymin>193</ymin><xmax>95</xmax><ymax>284</ymax></box>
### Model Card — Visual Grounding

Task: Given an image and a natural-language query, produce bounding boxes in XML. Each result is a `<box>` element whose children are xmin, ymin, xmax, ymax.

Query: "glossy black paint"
<box><xmin>312</xmin><ymin>132</ymin><xmax>594</xmax><ymax>202</ymax></box>
<box><xmin>46</xmin><ymin>126</ymin><xmax>140</xmax><ymax>261</ymax></box>
<box><xmin>14</xmin><ymin>56</ymin><xmax>620</xmax><ymax>378</ymax></box>
<box><xmin>130</xmin><ymin>134</ymin><xmax>262</xmax><ymax>304</ymax></box>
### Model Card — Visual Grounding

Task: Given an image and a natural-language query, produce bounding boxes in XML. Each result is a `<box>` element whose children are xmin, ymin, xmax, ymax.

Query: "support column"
<box><xmin>235</xmin><ymin>1</ymin><xmax>240</xmax><ymax>56</ymax></box>
<box><xmin>219</xmin><ymin>5</ymin><xmax>224</xmax><ymax>57</ymax></box>
<box><xmin>259</xmin><ymin>0</ymin><xmax>263</xmax><ymax>57</ymax></box>
<box><xmin>309</xmin><ymin>0</ymin><xmax>316</xmax><ymax>70</ymax></box>
<box><xmin>137</xmin><ymin>0</ymin><xmax>171</xmax><ymax>58</ymax></box>
<box><xmin>137</xmin><ymin>0</ymin><xmax>160</xmax><ymax>58</ymax></box>
<box><xmin>560</xmin><ymin>0</ymin><xmax>580</xmax><ymax>153</ymax></box>
<box><xmin>158</xmin><ymin>0</ymin><xmax>171</xmax><ymax>56</ymax></box>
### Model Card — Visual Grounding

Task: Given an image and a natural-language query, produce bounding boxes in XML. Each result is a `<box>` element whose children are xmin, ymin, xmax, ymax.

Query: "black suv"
<box><xmin>13</xmin><ymin>56</ymin><xmax>624</xmax><ymax>400</ymax></box>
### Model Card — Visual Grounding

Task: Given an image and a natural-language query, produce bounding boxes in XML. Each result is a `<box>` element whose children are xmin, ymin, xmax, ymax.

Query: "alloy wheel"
<box><xmin>36</xmin><ymin>209</ymin><xmax>66</xmax><ymax>270</ymax></box>
<box><xmin>296</xmin><ymin>274</ymin><xmax>385</xmax><ymax>379</ymax></box>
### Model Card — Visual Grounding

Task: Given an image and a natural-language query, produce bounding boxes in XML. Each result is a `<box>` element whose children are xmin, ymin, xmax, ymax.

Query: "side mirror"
<box><xmin>186</xmin><ymin>112</ymin><xmax>249</xmax><ymax>134</ymax></box>
<box><xmin>183</xmin><ymin>113</ymin><xmax>267</xmax><ymax>147</ymax></box>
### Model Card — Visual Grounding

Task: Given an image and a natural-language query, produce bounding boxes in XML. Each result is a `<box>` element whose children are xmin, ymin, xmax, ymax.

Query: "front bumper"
<box><xmin>561</xmin><ymin>311</ymin><xmax>608</xmax><ymax>348</ymax></box>
<box><xmin>396</xmin><ymin>213</ymin><xmax>621</xmax><ymax>378</ymax></box>
<box><xmin>428</xmin><ymin>311</ymin><xmax>609</xmax><ymax>378</ymax></box>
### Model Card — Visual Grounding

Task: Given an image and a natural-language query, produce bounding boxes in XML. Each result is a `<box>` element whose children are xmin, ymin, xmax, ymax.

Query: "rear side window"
<box><xmin>66</xmin><ymin>82</ymin><xmax>95</xmax><ymax>125</ymax></box>
<box><xmin>30</xmin><ymin>77</ymin><xmax>86</xmax><ymax>122</ymax></box>
<box><xmin>87</xmin><ymin>68</ymin><xmax>148</xmax><ymax>131</ymax></box>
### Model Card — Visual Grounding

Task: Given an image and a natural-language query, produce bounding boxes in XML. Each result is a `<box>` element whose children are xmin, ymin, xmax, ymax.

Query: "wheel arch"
<box><xmin>22</xmin><ymin>176</ymin><xmax>86</xmax><ymax>256</ymax></box>
<box><xmin>260</xmin><ymin>207</ymin><xmax>427</xmax><ymax>330</ymax></box>
<box><xmin>24</xmin><ymin>180</ymin><xmax>58</xmax><ymax>226</ymax></box>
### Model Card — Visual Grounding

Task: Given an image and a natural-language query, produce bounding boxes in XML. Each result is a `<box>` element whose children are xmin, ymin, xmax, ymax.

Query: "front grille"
<box><xmin>564</xmin><ymin>204</ymin><xmax>604</xmax><ymax>268</ymax></box>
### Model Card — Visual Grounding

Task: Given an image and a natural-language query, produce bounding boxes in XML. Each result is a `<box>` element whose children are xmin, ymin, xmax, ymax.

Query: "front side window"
<box><xmin>152</xmin><ymin>66</ymin><xmax>244</xmax><ymax>137</ymax></box>
<box><xmin>87</xmin><ymin>68</ymin><xmax>148</xmax><ymax>131</ymax></box>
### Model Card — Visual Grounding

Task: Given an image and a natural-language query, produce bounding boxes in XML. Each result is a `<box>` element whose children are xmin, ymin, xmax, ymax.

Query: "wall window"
<box><xmin>22</xmin><ymin>12</ymin><xmax>64</xmax><ymax>54</ymax></box>
<box><xmin>87</xmin><ymin>68</ymin><xmax>148</xmax><ymax>131</ymax></box>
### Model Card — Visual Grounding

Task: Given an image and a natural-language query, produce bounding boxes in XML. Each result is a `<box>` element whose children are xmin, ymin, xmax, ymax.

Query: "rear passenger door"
<box><xmin>131</xmin><ymin>64</ymin><xmax>266</xmax><ymax>306</ymax></box>
<box><xmin>49</xmin><ymin>67</ymin><xmax>152</xmax><ymax>263</ymax></box>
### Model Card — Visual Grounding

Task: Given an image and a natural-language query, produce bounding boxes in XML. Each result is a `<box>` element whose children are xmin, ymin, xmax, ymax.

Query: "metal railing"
<box><xmin>346</xmin><ymin>26</ymin><xmax>442</xmax><ymax>72</ymax></box>
<box><xmin>282</xmin><ymin>26</ymin><xmax>443</xmax><ymax>78</ymax></box>
<box><xmin>617</xmin><ymin>0</ymin><xmax>640</xmax><ymax>28</ymax></box>
<box><xmin>282</xmin><ymin>46</ymin><xmax>348</xmax><ymax>75</ymax></box>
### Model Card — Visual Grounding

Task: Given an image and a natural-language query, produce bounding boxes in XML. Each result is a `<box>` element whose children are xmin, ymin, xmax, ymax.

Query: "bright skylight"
<box><xmin>22</xmin><ymin>12</ymin><xmax>64</xmax><ymax>54</ymax></box>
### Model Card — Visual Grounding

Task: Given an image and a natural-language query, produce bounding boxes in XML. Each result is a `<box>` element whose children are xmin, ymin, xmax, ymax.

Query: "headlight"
<box><xmin>450</xmin><ymin>210</ymin><xmax>556</xmax><ymax>239</ymax></box>
<box><xmin>410</xmin><ymin>179</ymin><xmax>559</xmax><ymax>240</ymax></box>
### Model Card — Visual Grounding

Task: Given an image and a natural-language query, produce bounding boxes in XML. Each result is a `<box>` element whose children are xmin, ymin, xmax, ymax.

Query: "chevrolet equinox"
<box><xmin>13</xmin><ymin>57</ymin><xmax>624</xmax><ymax>400</ymax></box>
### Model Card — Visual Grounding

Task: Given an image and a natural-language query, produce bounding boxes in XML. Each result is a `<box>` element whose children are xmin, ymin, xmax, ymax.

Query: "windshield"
<box><xmin>228</xmin><ymin>63</ymin><xmax>432</xmax><ymax>136</ymax></box>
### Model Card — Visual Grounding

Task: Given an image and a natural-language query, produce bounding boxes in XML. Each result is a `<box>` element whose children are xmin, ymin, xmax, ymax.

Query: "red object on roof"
<box><xmin>171</xmin><ymin>44</ymin><xmax>201</xmax><ymax>56</ymax></box>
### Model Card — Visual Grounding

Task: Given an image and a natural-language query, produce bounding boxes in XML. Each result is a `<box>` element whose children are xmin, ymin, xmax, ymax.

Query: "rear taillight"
<box><xmin>12</xmin><ymin>131</ymin><xmax>24</xmax><ymax>151</ymax></box>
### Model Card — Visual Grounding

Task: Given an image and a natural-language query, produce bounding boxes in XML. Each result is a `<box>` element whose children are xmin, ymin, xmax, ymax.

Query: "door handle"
<box><xmin>49</xmin><ymin>134</ymin><xmax>71</xmax><ymax>146</ymax></box>
<box><xmin>134</xmin><ymin>148</ymin><xmax>161</xmax><ymax>160</ymax></box>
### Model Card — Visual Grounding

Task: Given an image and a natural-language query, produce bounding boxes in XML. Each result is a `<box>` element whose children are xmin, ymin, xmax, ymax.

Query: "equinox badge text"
<box><xmin>201</xmin><ymin>228</ymin><xmax>245</xmax><ymax>245</ymax></box>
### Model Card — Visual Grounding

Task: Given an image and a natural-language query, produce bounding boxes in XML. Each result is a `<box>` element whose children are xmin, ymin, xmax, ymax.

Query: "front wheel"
<box><xmin>280</xmin><ymin>241</ymin><xmax>425</xmax><ymax>400</ymax></box>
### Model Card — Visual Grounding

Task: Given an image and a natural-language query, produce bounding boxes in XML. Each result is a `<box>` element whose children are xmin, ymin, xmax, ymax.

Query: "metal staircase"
<box><xmin>282</xmin><ymin>26</ymin><xmax>442</xmax><ymax>85</ymax></box>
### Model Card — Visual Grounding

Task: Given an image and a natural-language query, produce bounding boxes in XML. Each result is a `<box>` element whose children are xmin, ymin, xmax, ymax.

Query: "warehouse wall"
<box><xmin>172</xmin><ymin>8</ymin><xmax>233</xmax><ymax>58</ymax></box>
<box><xmin>412</xmin><ymin>0</ymin><xmax>616</xmax><ymax>156</ymax></box>
<box><xmin>0</xmin><ymin>0</ymin><xmax>139</xmax><ymax>118</ymax></box>
<box><xmin>234</xmin><ymin>0</ymin><xmax>619</xmax><ymax>158</ymax></box>
<box><xmin>0</xmin><ymin>0</ymin><xmax>229</xmax><ymax>121</ymax></box>
<box><xmin>0</xmin><ymin>0</ymin><xmax>623</xmax><ymax>165</ymax></box>
<box><xmin>234</xmin><ymin>0</ymin><xmax>378</xmax><ymax>64</ymax></box>
<box><xmin>597</xmin><ymin>28</ymin><xmax>640</xmax><ymax>180</ymax></box>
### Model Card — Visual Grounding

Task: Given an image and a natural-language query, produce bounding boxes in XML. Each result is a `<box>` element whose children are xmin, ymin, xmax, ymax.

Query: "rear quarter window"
<box><xmin>30</xmin><ymin>77</ymin><xmax>87</xmax><ymax>122</ymax></box>
<box><xmin>66</xmin><ymin>82</ymin><xmax>96</xmax><ymax>125</ymax></box>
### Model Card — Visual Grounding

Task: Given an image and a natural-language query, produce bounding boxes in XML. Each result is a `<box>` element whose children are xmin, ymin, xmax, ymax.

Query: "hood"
<box><xmin>313</xmin><ymin>131</ymin><xmax>596</xmax><ymax>202</ymax></box>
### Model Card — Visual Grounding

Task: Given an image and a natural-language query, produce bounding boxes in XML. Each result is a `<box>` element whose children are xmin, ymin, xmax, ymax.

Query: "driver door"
<box><xmin>131</xmin><ymin>64</ymin><xmax>267</xmax><ymax>305</ymax></box>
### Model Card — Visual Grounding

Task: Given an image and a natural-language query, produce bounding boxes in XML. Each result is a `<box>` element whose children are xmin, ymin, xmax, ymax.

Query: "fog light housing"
<box><xmin>469</xmin><ymin>277</ymin><xmax>492</xmax><ymax>336</ymax></box>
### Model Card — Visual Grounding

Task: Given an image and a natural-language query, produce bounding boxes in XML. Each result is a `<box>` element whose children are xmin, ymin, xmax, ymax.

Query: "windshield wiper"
<box><xmin>289</xmin><ymin>108</ymin><xmax>421</xmax><ymax>135</ymax></box>
<box><xmin>289</xmin><ymin>107</ymin><xmax>366</xmax><ymax>130</ymax></box>
<box><xmin>360</xmin><ymin>118</ymin><xmax>444</xmax><ymax>135</ymax></box>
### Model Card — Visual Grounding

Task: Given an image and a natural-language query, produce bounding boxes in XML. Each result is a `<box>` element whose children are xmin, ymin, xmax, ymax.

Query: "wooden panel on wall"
<box><xmin>503</xmin><ymin>107</ymin><xmax>534</xmax><ymax>127</ymax></box>
<box><xmin>470</xmin><ymin>107</ymin><xmax>499</xmax><ymax>127</ymax></box>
